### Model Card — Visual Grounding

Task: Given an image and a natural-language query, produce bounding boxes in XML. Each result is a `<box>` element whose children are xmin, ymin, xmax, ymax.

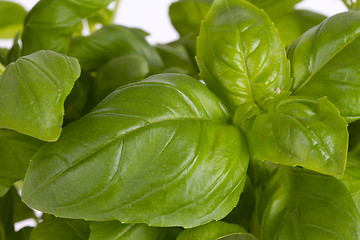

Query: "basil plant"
<box><xmin>0</xmin><ymin>0</ymin><xmax>359</xmax><ymax>239</ymax></box>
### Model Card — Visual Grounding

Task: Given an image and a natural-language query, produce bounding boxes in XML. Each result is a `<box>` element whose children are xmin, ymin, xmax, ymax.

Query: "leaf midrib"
<box><xmin>24</xmin><ymin>117</ymin><xmax>227</xmax><ymax>200</ymax></box>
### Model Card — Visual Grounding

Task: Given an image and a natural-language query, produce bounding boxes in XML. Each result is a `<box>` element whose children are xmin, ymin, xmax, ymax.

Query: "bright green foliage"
<box><xmin>197</xmin><ymin>0</ymin><xmax>291</xmax><ymax>114</ymax></box>
<box><xmin>22</xmin><ymin>0</ymin><xmax>114</xmax><ymax>54</ymax></box>
<box><xmin>0</xmin><ymin>1</ymin><xmax>26</xmax><ymax>39</ymax></box>
<box><xmin>22</xmin><ymin>73</ymin><xmax>250</xmax><ymax>228</ymax></box>
<box><xmin>0</xmin><ymin>130</ymin><xmax>43</xmax><ymax>197</ymax></box>
<box><xmin>90</xmin><ymin>221</ymin><xmax>169</xmax><ymax>240</ymax></box>
<box><xmin>91</xmin><ymin>54</ymin><xmax>149</xmax><ymax>105</ymax></box>
<box><xmin>259</xmin><ymin>167</ymin><xmax>360</xmax><ymax>239</ymax></box>
<box><xmin>288</xmin><ymin>11</ymin><xmax>360</xmax><ymax>122</ymax></box>
<box><xmin>246</xmin><ymin>96</ymin><xmax>348</xmax><ymax>176</ymax></box>
<box><xmin>68</xmin><ymin>25</ymin><xmax>163</xmax><ymax>71</ymax></box>
<box><xmin>1</xmin><ymin>0</ymin><xmax>360</xmax><ymax>238</ymax></box>
<box><xmin>29</xmin><ymin>218</ymin><xmax>90</xmax><ymax>240</ymax></box>
<box><xmin>338</xmin><ymin>145</ymin><xmax>360</xmax><ymax>211</ymax></box>
<box><xmin>0</xmin><ymin>50</ymin><xmax>81</xmax><ymax>141</ymax></box>
<box><xmin>176</xmin><ymin>221</ymin><xmax>257</xmax><ymax>240</ymax></box>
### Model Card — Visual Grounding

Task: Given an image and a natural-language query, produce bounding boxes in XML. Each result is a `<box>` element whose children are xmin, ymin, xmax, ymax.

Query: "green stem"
<box><xmin>111</xmin><ymin>0</ymin><xmax>121</xmax><ymax>23</ymax></box>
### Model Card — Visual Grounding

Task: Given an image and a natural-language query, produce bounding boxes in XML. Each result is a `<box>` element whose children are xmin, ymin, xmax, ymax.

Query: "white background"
<box><xmin>1</xmin><ymin>0</ymin><xmax>348</xmax><ymax>48</ymax></box>
<box><xmin>5</xmin><ymin>0</ymin><xmax>349</xmax><ymax>231</ymax></box>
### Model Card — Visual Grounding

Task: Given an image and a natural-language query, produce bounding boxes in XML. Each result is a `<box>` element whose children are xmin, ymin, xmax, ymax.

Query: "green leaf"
<box><xmin>259</xmin><ymin>167</ymin><xmax>360</xmax><ymax>240</ymax></box>
<box><xmin>22</xmin><ymin>0</ymin><xmax>114</xmax><ymax>54</ymax></box>
<box><xmin>222</xmin><ymin>177</ymin><xmax>256</xmax><ymax>230</ymax></box>
<box><xmin>68</xmin><ymin>25</ymin><xmax>163</xmax><ymax>71</ymax></box>
<box><xmin>338</xmin><ymin>146</ymin><xmax>360</xmax><ymax>212</ymax></box>
<box><xmin>349</xmin><ymin>120</ymin><xmax>360</xmax><ymax>150</ymax></box>
<box><xmin>176</xmin><ymin>221</ymin><xmax>257</xmax><ymax>240</ymax></box>
<box><xmin>0</xmin><ymin>189</ymin><xmax>14</xmax><ymax>239</ymax></box>
<box><xmin>169</xmin><ymin>0</ymin><xmax>211</xmax><ymax>38</ymax></box>
<box><xmin>155</xmin><ymin>44</ymin><xmax>197</xmax><ymax>77</ymax></box>
<box><xmin>29</xmin><ymin>218</ymin><xmax>90</xmax><ymax>240</ymax></box>
<box><xmin>288</xmin><ymin>11</ymin><xmax>360</xmax><ymax>122</ymax></box>
<box><xmin>245</xmin><ymin>96</ymin><xmax>348</xmax><ymax>176</ymax></box>
<box><xmin>87</xmin><ymin>8</ymin><xmax>113</xmax><ymax>33</ymax></box>
<box><xmin>196</xmin><ymin>0</ymin><xmax>291</xmax><ymax>115</ymax></box>
<box><xmin>90</xmin><ymin>221</ymin><xmax>167</xmax><ymax>240</ymax></box>
<box><xmin>7</xmin><ymin>33</ymin><xmax>21</xmax><ymax>64</ymax></box>
<box><xmin>91</xmin><ymin>54</ymin><xmax>149</xmax><ymax>106</ymax></box>
<box><xmin>0</xmin><ymin>50</ymin><xmax>81</xmax><ymax>141</ymax></box>
<box><xmin>0</xmin><ymin>130</ymin><xmax>43</xmax><ymax>197</ymax></box>
<box><xmin>0</xmin><ymin>1</ymin><xmax>26</xmax><ymax>39</ymax></box>
<box><xmin>294</xmin><ymin>10</ymin><xmax>327</xmax><ymax>32</ymax></box>
<box><xmin>64</xmin><ymin>72</ymin><xmax>93</xmax><ymax>124</ymax></box>
<box><xmin>169</xmin><ymin>0</ymin><xmax>212</xmax><ymax>59</ymax></box>
<box><xmin>22</xmin><ymin>73</ymin><xmax>249</xmax><ymax>228</ymax></box>
<box><xmin>11</xmin><ymin>188</ymin><xmax>37</xmax><ymax>223</ymax></box>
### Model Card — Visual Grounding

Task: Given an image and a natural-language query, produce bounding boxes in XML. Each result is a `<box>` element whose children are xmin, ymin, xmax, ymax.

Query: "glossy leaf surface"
<box><xmin>288</xmin><ymin>11</ymin><xmax>360</xmax><ymax>122</ymax></box>
<box><xmin>246</xmin><ymin>96</ymin><xmax>348</xmax><ymax>176</ymax></box>
<box><xmin>22</xmin><ymin>0</ymin><xmax>113</xmax><ymax>54</ymax></box>
<box><xmin>0</xmin><ymin>50</ymin><xmax>80</xmax><ymax>141</ymax></box>
<box><xmin>0</xmin><ymin>1</ymin><xmax>26</xmax><ymax>39</ymax></box>
<box><xmin>69</xmin><ymin>25</ymin><xmax>163</xmax><ymax>71</ymax></box>
<box><xmin>260</xmin><ymin>167</ymin><xmax>360</xmax><ymax>240</ymax></box>
<box><xmin>29</xmin><ymin>218</ymin><xmax>90</xmax><ymax>240</ymax></box>
<box><xmin>197</xmin><ymin>0</ymin><xmax>291</xmax><ymax>113</ymax></box>
<box><xmin>22</xmin><ymin>73</ymin><xmax>249</xmax><ymax>228</ymax></box>
<box><xmin>0</xmin><ymin>130</ymin><xmax>43</xmax><ymax>197</ymax></box>
<box><xmin>90</xmin><ymin>221</ymin><xmax>167</xmax><ymax>240</ymax></box>
<box><xmin>176</xmin><ymin>221</ymin><xmax>257</xmax><ymax>240</ymax></box>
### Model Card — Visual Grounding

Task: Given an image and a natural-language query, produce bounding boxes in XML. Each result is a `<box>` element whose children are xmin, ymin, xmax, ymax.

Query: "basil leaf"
<box><xmin>169</xmin><ymin>0</ymin><xmax>211</xmax><ymax>38</ymax></box>
<box><xmin>176</xmin><ymin>221</ymin><xmax>257</xmax><ymax>240</ymax></box>
<box><xmin>29</xmin><ymin>218</ymin><xmax>90</xmax><ymax>240</ymax></box>
<box><xmin>22</xmin><ymin>0</ymin><xmax>114</xmax><ymax>54</ymax></box>
<box><xmin>155</xmin><ymin>44</ymin><xmax>197</xmax><ymax>77</ymax></box>
<box><xmin>223</xmin><ymin>177</ymin><xmax>255</xmax><ymax>230</ymax></box>
<box><xmin>288</xmin><ymin>11</ymin><xmax>360</xmax><ymax>122</ymax></box>
<box><xmin>294</xmin><ymin>10</ymin><xmax>327</xmax><ymax>32</ymax></box>
<box><xmin>338</xmin><ymin>146</ymin><xmax>360</xmax><ymax>212</ymax></box>
<box><xmin>90</xmin><ymin>221</ymin><xmax>167</xmax><ymax>240</ymax></box>
<box><xmin>245</xmin><ymin>96</ymin><xmax>348</xmax><ymax>176</ymax></box>
<box><xmin>0</xmin><ymin>189</ymin><xmax>13</xmax><ymax>239</ymax></box>
<box><xmin>91</xmin><ymin>54</ymin><xmax>149</xmax><ymax>106</ymax></box>
<box><xmin>0</xmin><ymin>1</ymin><xmax>26</xmax><ymax>39</ymax></box>
<box><xmin>22</xmin><ymin>73</ymin><xmax>249</xmax><ymax>228</ymax></box>
<box><xmin>0</xmin><ymin>50</ymin><xmax>81</xmax><ymax>141</ymax></box>
<box><xmin>260</xmin><ymin>167</ymin><xmax>360</xmax><ymax>239</ymax></box>
<box><xmin>197</xmin><ymin>0</ymin><xmax>291</xmax><ymax>115</ymax></box>
<box><xmin>0</xmin><ymin>130</ymin><xmax>43</xmax><ymax>197</ymax></box>
<box><xmin>68</xmin><ymin>25</ymin><xmax>163</xmax><ymax>71</ymax></box>
<box><xmin>169</xmin><ymin>0</ymin><xmax>212</xmax><ymax>60</ymax></box>
<box><xmin>64</xmin><ymin>72</ymin><xmax>93</xmax><ymax>124</ymax></box>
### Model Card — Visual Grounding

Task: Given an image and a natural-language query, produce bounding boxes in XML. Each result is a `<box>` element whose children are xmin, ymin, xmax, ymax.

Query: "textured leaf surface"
<box><xmin>176</xmin><ymin>221</ymin><xmax>257</xmax><ymax>240</ymax></box>
<box><xmin>22</xmin><ymin>0</ymin><xmax>113</xmax><ymax>54</ymax></box>
<box><xmin>0</xmin><ymin>1</ymin><xmax>26</xmax><ymax>39</ymax></box>
<box><xmin>0</xmin><ymin>130</ymin><xmax>43</xmax><ymax>197</ymax></box>
<box><xmin>288</xmin><ymin>11</ymin><xmax>360</xmax><ymax>122</ymax></box>
<box><xmin>29</xmin><ymin>218</ymin><xmax>90</xmax><ymax>240</ymax></box>
<box><xmin>90</xmin><ymin>221</ymin><xmax>167</xmax><ymax>240</ymax></box>
<box><xmin>246</xmin><ymin>96</ymin><xmax>348</xmax><ymax>176</ymax></box>
<box><xmin>260</xmin><ymin>167</ymin><xmax>360</xmax><ymax>240</ymax></box>
<box><xmin>197</xmin><ymin>0</ymin><xmax>291</xmax><ymax>113</ymax></box>
<box><xmin>0</xmin><ymin>50</ymin><xmax>80</xmax><ymax>141</ymax></box>
<box><xmin>22</xmin><ymin>73</ymin><xmax>249</xmax><ymax>228</ymax></box>
<box><xmin>69</xmin><ymin>25</ymin><xmax>163</xmax><ymax>71</ymax></box>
